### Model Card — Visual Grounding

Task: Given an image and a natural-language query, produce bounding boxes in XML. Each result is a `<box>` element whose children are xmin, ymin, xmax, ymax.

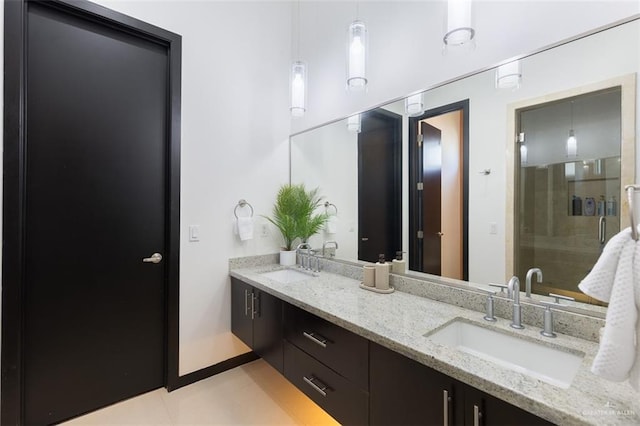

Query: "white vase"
<box><xmin>280</xmin><ymin>250</ymin><xmax>297</xmax><ymax>266</ymax></box>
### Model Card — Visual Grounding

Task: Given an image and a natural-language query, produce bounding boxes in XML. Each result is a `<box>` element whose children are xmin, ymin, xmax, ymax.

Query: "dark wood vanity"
<box><xmin>231</xmin><ymin>276</ymin><xmax>552</xmax><ymax>425</ymax></box>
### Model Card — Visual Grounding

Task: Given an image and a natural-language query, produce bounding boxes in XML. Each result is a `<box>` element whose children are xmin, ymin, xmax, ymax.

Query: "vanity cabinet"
<box><xmin>230</xmin><ymin>277</ymin><xmax>283</xmax><ymax>373</ymax></box>
<box><xmin>283</xmin><ymin>303</ymin><xmax>369</xmax><ymax>425</ymax></box>
<box><xmin>370</xmin><ymin>343</ymin><xmax>553</xmax><ymax>426</ymax></box>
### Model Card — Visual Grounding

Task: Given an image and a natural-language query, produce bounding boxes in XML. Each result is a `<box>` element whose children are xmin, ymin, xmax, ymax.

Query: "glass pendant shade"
<box><xmin>496</xmin><ymin>61</ymin><xmax>522</xmax><ymax>89</ymax></box>
<box><xmin>566</xmin><ymin>129</ymin><xmax>578</xmax><ymax>158</ymax></box>
<box><xmin>444</xmin><ymin>0</ymin><xmax>474</xmax><ymax>46</ymax></box>
<box><xmin>347</xmin><ymin>114</ymin><xmax>361</xmax><ymax>133</ymax></box>
<box><xmin>347</xmin><ymin>20</ymin><xmax>367</xmax><ymax>90</ymax></box>
<box><xmin>290</xmin><ymin>61</ymin><xmax>306</xmax><ymax>118</ymax></box>
<box><xmin>405</xmin><ymin>94</ymin><xmax>424</xmax><ymax>117</ymax></box>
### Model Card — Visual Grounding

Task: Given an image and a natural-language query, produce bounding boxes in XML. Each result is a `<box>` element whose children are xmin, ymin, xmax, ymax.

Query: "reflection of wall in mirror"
<box><xmin>290</xmin><ymin>20</ymin><xmax>640</xmax><ymax>287</ymax></box>
<box><xmin>290</xmin><ymin>119</ymin><xmax>359</xmax><ymax>257</ymax></box>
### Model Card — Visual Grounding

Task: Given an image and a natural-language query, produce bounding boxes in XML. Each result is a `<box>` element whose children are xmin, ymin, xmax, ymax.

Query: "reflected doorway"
<box><xmin>515</xmin><ymin>87</ymin><xmax>622</xmax><ymax>304</ymax></box>
<box><xmin>409</xmin><ymin>100</ymin><xmax>469</xmax><ymax>280</ymax></box>
<box><xmin>358</xmin><ymin>109</ymin><xmax>403</xmax><ymax>263</ymax></box>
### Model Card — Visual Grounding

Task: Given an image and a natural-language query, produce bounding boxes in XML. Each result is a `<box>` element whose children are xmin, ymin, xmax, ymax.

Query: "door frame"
<box><xmin>2</xmin><ymin>1</ymin><xmax>182</xmax><ymax>423</ymax></box>
<box><xmin>408</xmin><ymin>100</ymin><xmax>469</xmax><ymax>280</ymax></box>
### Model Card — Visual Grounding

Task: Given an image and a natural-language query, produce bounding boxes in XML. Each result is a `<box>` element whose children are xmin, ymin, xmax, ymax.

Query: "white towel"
<box><xmin>237</xmin><ymin>217</ymin><xmax>254</xmax><ymax>241</ymax></box>
<box><xmin>578</xmin><ymin>227</ymin><xmax>640</xmax><ymax>389</ymax></box>
<box><xmin>325</xmin><ymin>215</ymin><xmax>338</xmax><ymax>234</ymax></box>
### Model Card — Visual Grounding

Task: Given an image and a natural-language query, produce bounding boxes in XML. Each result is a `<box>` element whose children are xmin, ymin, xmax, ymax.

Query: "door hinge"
<box><xmin>417</xmin><ymin>182</ymin><xmax>424</xmax><ymax>191</ymax></box>
<box><xmin>417</xmin><ymin>230</ymin><xmax>424</xmax><ymax>239</ymax></box>
<box><xmin>417</xmin><ymin>134</ymin><xmax>424</xmax><ymax>147</ymax></box>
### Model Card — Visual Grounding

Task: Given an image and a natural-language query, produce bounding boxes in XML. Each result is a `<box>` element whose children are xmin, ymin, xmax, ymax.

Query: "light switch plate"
<box><xmin>189</xmin><ymin>225</ymin><xmax>200</xmax><ymax>242</ymax></box>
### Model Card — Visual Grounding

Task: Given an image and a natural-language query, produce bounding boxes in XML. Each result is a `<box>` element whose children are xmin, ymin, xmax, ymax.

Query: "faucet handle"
<box><xmin>549</xmin><ymin>293</ymin><xmax>575</xmax><ymax>304</ymax></box>
<box><xmin>488</xmin><ymin>283</ymin><xmax>508</xmax><ymax>296</ymax></box>
<box><xmin>476</xmin><ymin>287</ymin><xmax>498</xmax><ymax>322</ymax></box>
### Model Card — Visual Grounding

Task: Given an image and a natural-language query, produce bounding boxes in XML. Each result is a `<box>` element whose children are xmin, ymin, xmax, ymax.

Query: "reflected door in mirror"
<box><xmin>358</xmin><ymin>110</ymin><xmax>402</xmax><ymax>263</ymax></box>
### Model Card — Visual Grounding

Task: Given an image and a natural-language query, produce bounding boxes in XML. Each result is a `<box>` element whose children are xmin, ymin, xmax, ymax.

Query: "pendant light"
<box><xmin>444</xmin><ymin>0</ymin><xmax>475</xmax><ymax>47</ymax></box>
<box><xmin>405</xmin><ymin>93</ymin><xmax>424</xmax><ymax>117</ymax></box>
<box><xmin>290</xmin><ymin>1</ymin><xmax>306</xmax><ymax>118</ymax></box>
<box><xmin>566</xmin><ymin>101</ymin><xmax>578</xmax><ymax>158</ymax></box>
<box><xmin>347</xmin><ymin>114</ymin><xmax>361</xmax><ymax>133</ymax></box>
<box><xmin>347</xmin><ymin>3</ymin><xmax>367</xmax><ymax>91</ymax></box>
<box><xmin>496</xmin><ymin>60</ymin><xmax>522</xmax><ymax>90</ymax></box>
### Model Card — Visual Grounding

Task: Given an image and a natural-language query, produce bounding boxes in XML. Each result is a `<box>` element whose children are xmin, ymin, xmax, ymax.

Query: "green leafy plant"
<box><xmin>263</xmin><ymin>184</ymin><xmax>328</xmax><ymax>250</ymax></box>
<box><xmin>296</xmin><ymin>186</ymin><xmax>329</xmax><ymax>243</ymax></box>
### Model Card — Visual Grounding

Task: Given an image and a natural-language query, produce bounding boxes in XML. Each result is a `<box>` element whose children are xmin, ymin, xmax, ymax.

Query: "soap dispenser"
<box><xmin>391</xmin><ymin>251</ymin><xmax>406</xmax><ymax>274</ymax></box>
<box><xmin>375</xmin><ymin>254</ymin><xmax>390</xmax><ymax>290</ymax></box>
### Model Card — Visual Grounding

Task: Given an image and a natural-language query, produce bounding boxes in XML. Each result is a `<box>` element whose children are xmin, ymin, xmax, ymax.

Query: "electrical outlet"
<box><xmin>261</xmin><ymin>223</ymin><xmax>269</xmax><ymax>238</ymax></box>
<box><xmin>489</xmin><ymin>222</ymin><xmax>497</xmax><ymax>235</ymax></box>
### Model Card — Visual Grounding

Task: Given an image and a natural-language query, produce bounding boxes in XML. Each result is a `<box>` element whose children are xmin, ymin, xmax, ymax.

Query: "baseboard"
<box><xmin>168</xmin><ymin>351</ymin><xmax>259</xmax><ymax>391</ymax></box>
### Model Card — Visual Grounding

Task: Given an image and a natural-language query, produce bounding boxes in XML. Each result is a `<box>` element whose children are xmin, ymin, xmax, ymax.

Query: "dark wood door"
<box><xmin>253</xmin><ymin>290</ymin><xmax>284</xmax><ymax>373</ymax></box>
<box><xmin>231</xmin><ymin>277</ymin><xmax>254</xmax><ymax>348</ymax></box>
<box><xmin>421</xmin><ymin>122</ymin><xmax>443</xmax><ymax>275</ymax></box>
<box><xmin>23</xmin><ymin>3</ymin><xmax>168</xmax><ymax>424</ymax></box>
<box><xmin>370</xmin><ymin>342</ymin><xmax>461</xmax><ymax>426</ymax></box>
<box><xmin>358</xmin><ymin>109</ymin><xmax>402</xmax><ymax>263</ymax></box>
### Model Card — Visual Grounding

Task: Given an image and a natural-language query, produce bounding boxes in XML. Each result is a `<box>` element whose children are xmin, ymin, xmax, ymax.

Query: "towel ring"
<box><xmin>234</xmin><ymin>199</ymin><xmax>254</xmax><ymax>219</ymax></box>
<box><xmin>324</xmin><ymin>201</ymin><xmax>338</xmax><ymax>215</ymax></box>
<box><xmin>625</xmin><ymin>185</ymin><xmax>640</xmax><ymax>241</ymax></box>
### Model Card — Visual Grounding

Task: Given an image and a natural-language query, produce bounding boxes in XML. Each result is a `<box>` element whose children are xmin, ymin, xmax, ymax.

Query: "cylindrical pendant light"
<box><xmin>290</xmin><ymin>61</ymin><xmax>306</xmax><ymax>118</ymax></box>
<box><xmin>566</xmin><ymin>101</ymin><xmax>578</xmax><ymax>158</ymax></box>
<box><xmin>347</xmin><ymin>114</ymin><xmax>361</xmax><ymax>133</ymax></box>
<box><xmin>405</xmin><ymin>93</ymin><xmax>424</xmax><ymax>117</ymax></box>
<box><xmin>347</xmin><ymin>20</ymin><xmax>367</xmax><ymax>90</ymax></box>
<box><xmin>496</xmin><ymin>61</ymin><xmax>522</xmax><ymax>90</ymax></box>
<box><xmin>444</xmin><ymin>0</ymin><xmax>475</xmax><ymax>47</ymax></box>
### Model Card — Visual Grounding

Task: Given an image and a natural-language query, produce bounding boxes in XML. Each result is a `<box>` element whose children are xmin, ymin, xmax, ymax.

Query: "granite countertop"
<box><xmin>229</xmin><ymin>264</ymin><xmax>640</xmax><ymax>426</ymax></box>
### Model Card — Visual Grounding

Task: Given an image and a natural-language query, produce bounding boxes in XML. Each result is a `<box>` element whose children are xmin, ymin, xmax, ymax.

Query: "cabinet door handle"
<box><xmin>303</xmin><ymin>331</ymin><xmax>328</xmax><ymax>348</ymax></box>
<box><xmin>244</xmin><ymin>290</ymin><xmax>251</xmax><ymax>316</ymax></box>
<box><xmin>443</xmin><ymin>389</ymin><xmax>451</xmax><ymax>426</ymax></box>
<box><xmin>250</xmin><ymin>292</ymin><xmax>257</xmax><ymax>320</ymax></box>
<box><xmin>474</xmin><ymin>404</ymin><xmax>482</xmax><ymax>426</ymax></box>
<box><xmin>303</xmin><ymin>375</ymin><xmax>329</xmax><ymax>397</ymax></box>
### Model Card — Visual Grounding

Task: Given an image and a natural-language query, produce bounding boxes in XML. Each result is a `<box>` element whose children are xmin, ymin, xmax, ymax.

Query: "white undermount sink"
<box><xmin>424</xmin><ymin>319</ymin><xmax>584</xmax><ymax>388</ymax></box>
<box><xmin>260</xmin><ymin>269</ymin><xmax>315</xmax><ymax>284</ymax></box>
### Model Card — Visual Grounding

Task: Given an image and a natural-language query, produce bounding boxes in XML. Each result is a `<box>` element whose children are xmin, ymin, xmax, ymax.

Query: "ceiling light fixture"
<box><xmin>444</xmin><ymin>0</ymin><xmax>475</xmax><ymax>47</ymax></box>
<box><xmin>496</xmin><ymin>61</ymin><xmax>522</xmax><ymax>90</ymax></box>
<box><xmin>290</xmin><ymin>1</ymin><xmax>306</xmax><ymax>118</ymax></box>
<box><xmin>347</xmin><ymin>3</ymin><xmax>367</xmax><ymax>91</ymax></box>
<box><xmin>405</xmin><ymin>93</ymin><xmax>424</xmax><ymax>117</ymax></box>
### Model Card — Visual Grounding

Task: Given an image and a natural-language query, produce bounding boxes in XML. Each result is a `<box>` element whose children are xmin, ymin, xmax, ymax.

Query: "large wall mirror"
<box><xmin>290</xmin><ymin>17</ymin><xmax>639</xmax><ymax>311</ymax></box>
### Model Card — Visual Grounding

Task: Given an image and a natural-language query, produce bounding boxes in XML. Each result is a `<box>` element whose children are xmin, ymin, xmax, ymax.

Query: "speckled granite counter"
<box><xmin>229</xmin><ymin>261</ymin><xmax>640</xmax><ymax>426</ymax></box>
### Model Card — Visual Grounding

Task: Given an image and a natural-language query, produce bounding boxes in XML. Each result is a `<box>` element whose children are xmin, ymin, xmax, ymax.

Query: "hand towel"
<box><xmin>578</xmin><ymin>227</ymin><xmax>639</xmax><ymax>388</ymax></box>
<box><xmin>237</xmin><ymin>217</ymin><xmax>254</xmax><ymax>241</ymax></box>
<box><xmin>325</xmin><ymin>215</ymin><xmax>338</xmax><ymax>234</ymax></box>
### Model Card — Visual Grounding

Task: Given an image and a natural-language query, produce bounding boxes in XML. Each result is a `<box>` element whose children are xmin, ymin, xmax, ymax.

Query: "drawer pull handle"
<box><xmin>303</xmin><ymin>375</ymin><xmax>329</xmax><ymax>397</ymax></box>
<box><xmin>303</xmin><ymin>331</ymin><xmax>328</xmax><ymax>348</ymax></box>
<box><xmin>474</xmin><ymin>404</ymin><xmax>482</xmax><ymax>426</ymax></box>
<box><xmin>443</xmin><ymin>389</ymin><xmax>451</xmax><ymax>426</ymax></box>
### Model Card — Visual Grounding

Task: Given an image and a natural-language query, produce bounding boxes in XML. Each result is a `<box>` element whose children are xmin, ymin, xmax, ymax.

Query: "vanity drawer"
<box><xmin>284</xmin><ymin>341</ymin><xmax>368</xmax><ymax>426</ymax></box>
<box><xmin>284</xmin><ymin>304</ymin><xmax>369</xmax><ymax>390</ymax></box>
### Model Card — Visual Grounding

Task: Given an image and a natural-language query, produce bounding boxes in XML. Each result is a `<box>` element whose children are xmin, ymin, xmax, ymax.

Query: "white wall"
<box><xmin>81</xmin><ymin>0</ymin><xmax>293</xmax><ymax>375</ymax></box>
<box><xmin>291</xmin><ymin>0</ymin><xmax>639</xmax><ymax>133</ymax></box>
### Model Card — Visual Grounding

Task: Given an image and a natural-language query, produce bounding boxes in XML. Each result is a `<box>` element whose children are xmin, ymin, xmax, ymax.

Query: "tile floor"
<box><xmin>62</xmin><ymin>359</ymin><xmax>339</xmax><ymax>425</ymax></box>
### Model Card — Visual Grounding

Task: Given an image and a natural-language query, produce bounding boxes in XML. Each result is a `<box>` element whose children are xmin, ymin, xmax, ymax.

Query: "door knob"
<box><xmin>143</xmin><ymin>253</ymin><xmax>163</xmax><ymax>264</ymax></box>
<box><xmin>437</xmin><ymin>232</ymin><xmax>444</xmax><ymax>237</ymax></box>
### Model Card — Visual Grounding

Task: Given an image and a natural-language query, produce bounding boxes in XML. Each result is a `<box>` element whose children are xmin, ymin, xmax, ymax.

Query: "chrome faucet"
<box><xmin>507</xmin><ymin>276</ymin><xmax>524</xmax><ymax>329</ymax></box>
<box><xmin>296</xmin><ymin>243</ymin><xmax>312</xmax><ymax>270</ymax></box>
<box><xmin>525</xmin><ymin>268</ymin><xmax>543</xmax><ymax>298</ymax></box>
<box><xmin>322</xmin><ymin>240</ymin><xmax>338</xmax><ymax>257</ymax></box>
